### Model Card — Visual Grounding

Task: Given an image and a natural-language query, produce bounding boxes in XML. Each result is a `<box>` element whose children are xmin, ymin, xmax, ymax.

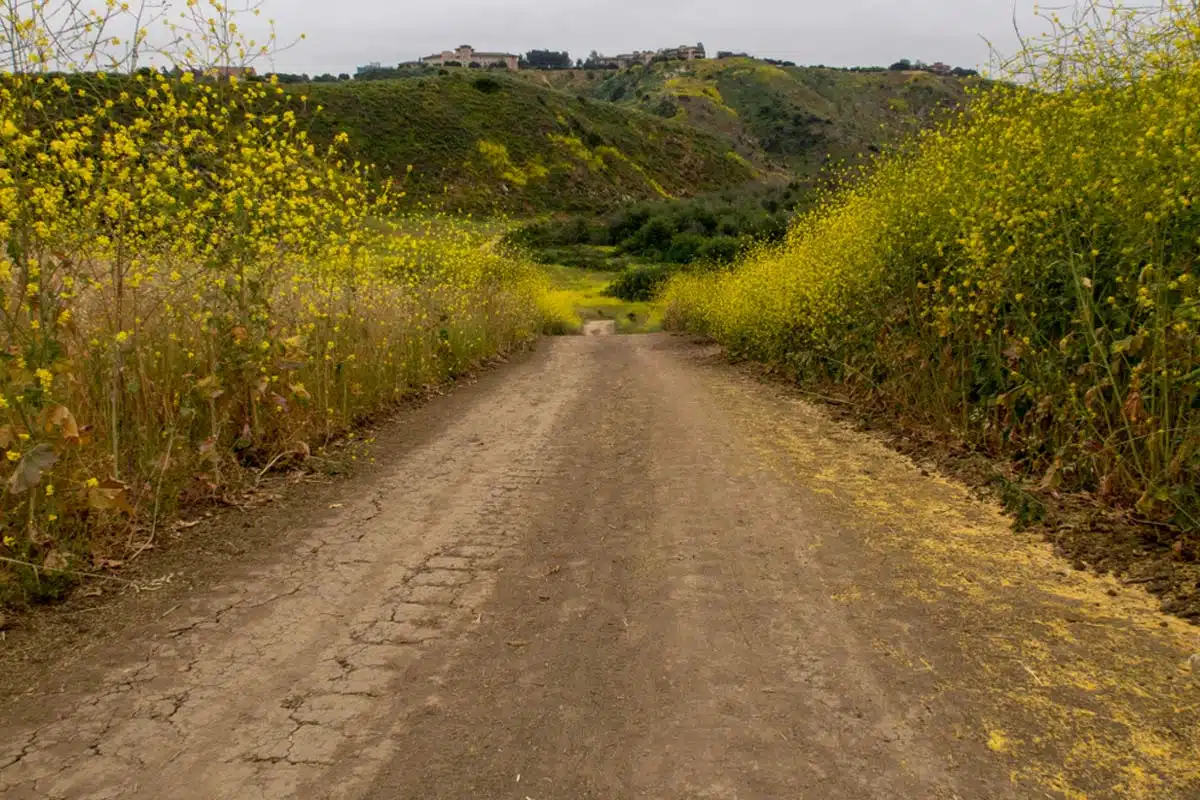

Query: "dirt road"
<box><xmin>2</xmin><ymin>335</ymin><xmax>1198</xmax><ymax>799</ymax></box>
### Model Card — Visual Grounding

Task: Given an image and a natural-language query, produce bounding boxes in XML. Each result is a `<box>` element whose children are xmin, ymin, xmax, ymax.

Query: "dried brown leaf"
<box><xmin>1039</xmin><ymin>456</ymin><xmax>1063</xmax><ymax>492</ymax></box>
<box><xmin>43</xmin><ymin>404</ymin><xmax>80</xmax><ymax>442</ymax></box>
<box><xmin>1122</xmin><ymin>390</ymin><xmax>1146</xmax><ymax>424</ymax></box>
<box><xmin>42</xmin><ymin>549</ymin><xmax>69</xmax><ymax>572</ymax></box>
<box><xmin>88</xmin><ymin>479</ymin><xmax>132</xmax><ymax>513</ymax></box>
<box><xmin>7</xmin><ymin>444</ymin><xmax>58</xmax><ymax>494</ymax></box>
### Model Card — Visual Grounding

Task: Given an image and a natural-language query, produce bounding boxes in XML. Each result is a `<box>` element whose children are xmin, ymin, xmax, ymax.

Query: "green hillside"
<box><xmin>537</xmin><ymin>58</ymin><xmax>973</xmax><ymax>175</ymax></box>
<box><xmin>296</xmin><ymin>72</ymin><xmax>755</xmax><ymax>212</ymax></box>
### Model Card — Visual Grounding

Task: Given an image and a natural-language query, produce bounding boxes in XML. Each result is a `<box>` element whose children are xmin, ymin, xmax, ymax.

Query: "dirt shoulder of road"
<box><xmin>0</xmin><ymin>346</ymin><xmax>536</xmax><ymax>704</ymax></box>
<box><xmin>706</xmin><ymin>337</ymin><xmax>1200</xmax><ymax>623</ymax></box>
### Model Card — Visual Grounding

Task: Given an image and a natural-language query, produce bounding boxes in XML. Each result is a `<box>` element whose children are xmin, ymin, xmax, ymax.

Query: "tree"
<box><xmin>889</xmin><ymin>59</ymin><xmax>913</xmax><ymax>71</ymax></box>
<box><xmin>524</xmin><ymin>49</ymin><xmax>572</xmax><ymax>69</ymax></box>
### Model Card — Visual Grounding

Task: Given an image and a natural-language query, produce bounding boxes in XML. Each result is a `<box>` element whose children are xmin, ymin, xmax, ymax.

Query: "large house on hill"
<box><xmin>590</xmin><ymin>43</ymin><xmax>706</xmax><ymax>69</ymax></box>
<box><xmin>420</xmin><ymin>45</ymin><xmax>519</xmax><ymax>70</ymax></box>
<box><xmin>659</xmin><ymin>43</ymin><xmax>706</xmax><ymax>61</ymax></box>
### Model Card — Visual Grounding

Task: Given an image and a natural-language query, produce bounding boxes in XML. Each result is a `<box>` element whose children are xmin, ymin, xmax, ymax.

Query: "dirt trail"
<box><xmin>1</xmin><ymin>335</ymin><xmax>1198</xmax><ymax>799</ymax></box>
<box><xmin>582</xmin><ymin>319</ymin><xmax>616</xmax><ymax>336</ymax></box>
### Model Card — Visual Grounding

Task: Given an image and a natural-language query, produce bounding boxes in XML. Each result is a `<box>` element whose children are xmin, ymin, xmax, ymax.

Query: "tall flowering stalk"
<box><xmin>665</xmin><ymin>1</ymin><xmax>1200</xmax><ymax>529</ymax></box>
<box><xmin>0</xmin><ymin>1</ymin><xmax>543</xmax><ymax>602</ymax></box>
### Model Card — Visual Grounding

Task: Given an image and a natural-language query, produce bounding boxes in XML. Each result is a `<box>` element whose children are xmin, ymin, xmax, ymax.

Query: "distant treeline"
<box><xmin>713</xmin><ymin>53</ymin><xmax>980</xmax><ymax>77</ymax></box>
<box><xmin>267</xmin><ymin>72</ymin><xmax>353</xmax><ymax>83</ymax></box>
<box><xmin>342</xmin><ymin>54</ymin><xmax>979</xmax><ymax>83</ymax></box>
<box><xmin>887</xmin><ymin>59</ymin><xmax>979</xmax><ymax>76</ymax></box>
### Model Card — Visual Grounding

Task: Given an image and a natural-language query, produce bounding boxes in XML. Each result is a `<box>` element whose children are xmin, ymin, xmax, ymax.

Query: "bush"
<box><xmin>473</xmin><ymin>76</ymin><xmax>503</xmax><ymax>93</ymax></box>
<box><xmin>0</xmin><ymin>15</ymin><xmax>543</xmax><ymax>604</ymax></box>
<box><xmin>665</xmin><ymin>2</ymin><xmax>1200</xmax><ymax>529</ymax></box>
<box><xmin>606</xmin><ymin>265</ymin><xmax>676</xmax><ymax>301</ymax></box>
<box><xmin>508</xmin><ymin>183</ymin><xmax>802</xmax><ymax>270</ymax></box>
<box><xmin>528</xmin><ymin>245</ymin><xmax>627</xmax><ymax>271</ymax></box>
<box><xmin>665</xmin><ymin>232</ymin><xmax>707</xmax><ymax>264</ymax></box>
<box><xmin>697</xmin><ymin>237</ymin><xmax>744</xmax><ymax>264</ymax></box>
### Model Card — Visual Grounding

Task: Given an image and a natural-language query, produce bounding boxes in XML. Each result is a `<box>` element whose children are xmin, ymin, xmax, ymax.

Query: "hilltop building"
<box><xmin>590</xmin><ymin>43</ymin><xmax>706</xmax><ymax>69</ymax></box>
<box><xmin>419</xmin><ymin>45</ymin><xmax>519</xmax><ymax>70</ymax></box>
<box><xmin>407</xmin><ymin>42</ymin><xmax>704</xmax><ymax>72</ymax></box>
<box><xmin>659</xmin><ymin>44</ymin><xmax>706</xmax><ymax>61</ymax></box>
<box><xmin>590</xmin><ymin>51</ymin><xmax>653</xmax><ymax>69</ymax></box>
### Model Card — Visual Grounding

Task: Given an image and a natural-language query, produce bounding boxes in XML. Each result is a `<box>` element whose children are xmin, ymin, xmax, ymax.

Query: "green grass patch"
<box><xmin>540</xmin><ymin>264</ymin><xmax>663</xmax><ymax>334</ymax></box>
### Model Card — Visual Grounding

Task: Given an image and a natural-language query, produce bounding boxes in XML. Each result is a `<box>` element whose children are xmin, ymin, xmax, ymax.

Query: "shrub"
<box><xmin>665</xmin><ymin>232</ymin><xmax>707</xmax><ymax>264</ymax></box>
<box><xmin>0</xmin><ymin>4</ymin><xmax>543</xmax><ymax>604</ymax></box>
<box><xmin>505</xmin><ymin>184</ymin><xmax>802</xmax><ymax>271</ymax></box>
<box><xmin>473</xmin><ymin>76</ymin><xmax>503</xmax><ymax>93</ymax></box>
<box><xmin>606</xmin><ymin>265</ymin><xmax>675</xmax><ymax>301</ymax></box>
<box><xmin>664</xmin><ymin>2</ymin><xmax>1200</xmax><ymax>529</ymax></box>
<box><xmin>697</xmin><ymin>237</ymin><xmax>744</xmax><ymax>264</ymax></box>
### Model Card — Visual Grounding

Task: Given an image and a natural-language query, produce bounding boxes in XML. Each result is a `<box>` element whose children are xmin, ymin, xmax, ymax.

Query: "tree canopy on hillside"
<box><xmin>523</xmin><ymin>49</ymin><xmax>572</xmax><ymax>69</ymax></box>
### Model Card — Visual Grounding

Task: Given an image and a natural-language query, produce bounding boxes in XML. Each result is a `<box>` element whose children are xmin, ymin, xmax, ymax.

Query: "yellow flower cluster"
<box><xmin>665</xmin><ymin>0</ymin><xmax>1200</xmax><ymax>525</ymax></box>
<box><xmin>0</xmin><ymin>8</ymin><xmax>543</xmax><ymax>597</ymax></box>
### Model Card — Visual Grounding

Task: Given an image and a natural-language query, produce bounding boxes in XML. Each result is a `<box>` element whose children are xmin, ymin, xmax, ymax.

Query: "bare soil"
<box><xmin>582</xmin><ymin>319</ymin><xmax>616</xmax><ymax>336</ymax></box>
<box><xmin>1</xmin><ymin>335</ymin><xmax>1197</xmax><ymax>799</ymax></box>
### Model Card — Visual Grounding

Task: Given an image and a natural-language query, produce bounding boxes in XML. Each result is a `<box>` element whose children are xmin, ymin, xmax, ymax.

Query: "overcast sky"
<box><xmin>240</xmin><ymin>0</ymin><xmax>1047</xmax><ymax>76</ymax></box>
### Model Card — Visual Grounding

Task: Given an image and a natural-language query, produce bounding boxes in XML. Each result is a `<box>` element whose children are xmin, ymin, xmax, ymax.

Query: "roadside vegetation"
<box><xmin>665</xmin><ymin>1</ymin><xmax>1200</xmax><ymax>533</ymax></box>
<box><xmin>0</xmin><ymin>3</ymin><xmax>544</xmax><ymax>605</ymax></box>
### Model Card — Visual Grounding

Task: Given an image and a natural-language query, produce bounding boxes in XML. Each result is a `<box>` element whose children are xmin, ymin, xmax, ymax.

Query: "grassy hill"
<box><xmin>529</xmin><ymin>58</ymin><xmax>973</xmax><ymax>177</ymax></box>
<box><xmin>296</xmin><ymin>72</ymin><xmax>755</xmax><ymax>212</ymax></box>
<box><xmin>293</xmin><ymin>60</ymin><xmax>972</xmax><ymax>213</ymax></box>
<box><xmin>497</xmin><ymin>59</ymin><xmax>973</xmax><ymax>285</ymax></box>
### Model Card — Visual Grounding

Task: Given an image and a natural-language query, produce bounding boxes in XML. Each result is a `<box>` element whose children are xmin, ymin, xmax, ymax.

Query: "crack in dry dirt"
<box><xmin>1</xmin><ymin>336</ymin><xmax>1198</xmax><ymax>799</ymax></box>
<box><xmin>0</xmin><ymin>340</ymin><xmax>583</xmax><ymax>799</ymax></box>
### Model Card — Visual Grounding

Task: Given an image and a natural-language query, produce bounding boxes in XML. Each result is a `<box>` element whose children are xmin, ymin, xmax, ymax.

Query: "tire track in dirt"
<box><xmin>360</xmin><ymin>335</ymin><xmax>980</xmax><ymax>799</ymax></box>
<box><xmin>0</xmin><ymin>341</ymin><xmax>591</xmax><ymax>799</ymax></box>
<box><xmin>2</xmin><ymin>334</ymin><xmax>1198</xmax><ymax>800</ymax></box>
<box><xmin>358</xmin><ymin>335</ymin><xmax>1200</xmax><ymax>800</ymax></box>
